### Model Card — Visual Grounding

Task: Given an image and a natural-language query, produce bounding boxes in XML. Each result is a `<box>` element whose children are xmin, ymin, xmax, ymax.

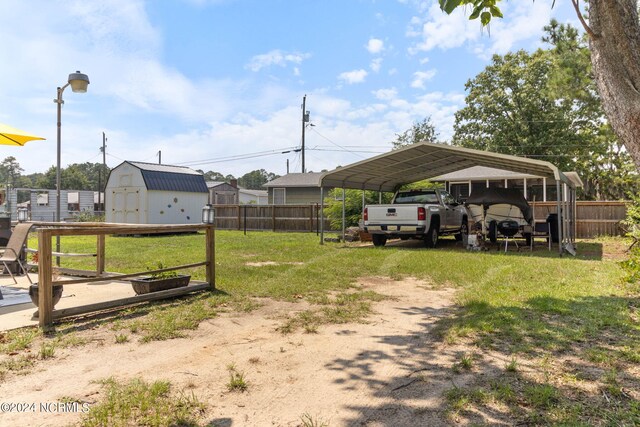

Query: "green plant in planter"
<box><xmin>148</xmin><ymin>262</ymin><xmax>179</xmax><ymax>279</ymax></box>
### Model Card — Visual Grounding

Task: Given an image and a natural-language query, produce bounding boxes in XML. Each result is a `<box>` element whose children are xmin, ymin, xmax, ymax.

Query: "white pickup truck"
<box><xmin>363</xmin><ymin>189</ymin><xmax>468</xmax><ymax>247</ymax></box>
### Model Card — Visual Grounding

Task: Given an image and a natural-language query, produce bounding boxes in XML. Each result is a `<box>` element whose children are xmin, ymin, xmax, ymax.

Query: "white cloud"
<box><xmin>246</xmin><ymin>50</ymin><xmax>311</xmax><ymax>72</ymax></box>
<box><xmin>411</xmin><ymin>70</ymin><xmax>437</xmax><ymax>89</ymax></box>
<box><xmin>407</xmin><ymin>0</ymin><xmax>557</xmax><ymax>58</ymax></box>
<box><xmin>338</xmin><ymin>69</ymin><xmax>368</xmax><ymax>84</ymax></box>
<box><xmin>370</xmin><ymin>58</ymin><xmax>383</xmax><ymax>73</ymax></box>
<box><xmin>366</xmin><ymin>38</ymin><xmax>385</xmax><ymax>54</ymax></box>
<box><xmin>372</xmin><ymin>88</ymin><xmax>398</xmax><ymax>101</ymax></box>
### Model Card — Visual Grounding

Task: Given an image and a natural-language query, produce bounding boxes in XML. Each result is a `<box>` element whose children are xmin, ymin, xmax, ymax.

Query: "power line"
<box><xmin>308</xmin><ymin>128</ymin><xmax>367</xmax><ymax>159</ymax></box>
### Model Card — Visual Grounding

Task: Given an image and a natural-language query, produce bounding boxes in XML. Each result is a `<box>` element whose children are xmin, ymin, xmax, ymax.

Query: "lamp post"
<box><xmin>17</xmin><ymin>207</ymin><xmax>28</xmax><ymax>222</ymax></box>
<box><xmin>201</xmin><ymin>204</ymin><xmax>216</xmax><ymax>224</ymax></box>
<box><xmin>54</xmin><ymin>71</ymin><xmax>89</xmax><ymax>258</ymax></box>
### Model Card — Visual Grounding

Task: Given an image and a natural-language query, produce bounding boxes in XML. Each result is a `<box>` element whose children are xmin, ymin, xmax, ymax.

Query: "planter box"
<box><xmin>130</xmin><ymin>275</ymin><xmax>190</xmax><ymax>295</ymax></box>
<box><xmin>29</xmin><ymin>284</ymin><xmax>64</xmax><ymax>307</ymax></box>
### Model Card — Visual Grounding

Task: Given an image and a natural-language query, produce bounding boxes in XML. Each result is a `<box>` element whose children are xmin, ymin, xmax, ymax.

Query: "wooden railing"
<box><xmin>32</xmin><ymin>222</ymin><xmax>215</xmax><ymax>330</ymax></box>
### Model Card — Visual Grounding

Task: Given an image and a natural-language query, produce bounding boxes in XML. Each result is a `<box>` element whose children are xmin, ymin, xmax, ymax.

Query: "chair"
<box><xmin>530</xmin><ymin>221</ymin><xmax>551</xmax><ymax>251</ymax></box>
<box><xmin>0</xmin><ymin>223</ymin><xmax>33</xmax><ymax>284</ymax></box>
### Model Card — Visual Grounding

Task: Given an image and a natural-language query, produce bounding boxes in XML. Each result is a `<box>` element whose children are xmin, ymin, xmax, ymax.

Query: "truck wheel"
<box><xmin>455</xmin><ymin>221</ymin><xmax>468</xmax><ymax>242</ymax></box>
<box><xmin>372</xmin><ymin>234</ymin><xmax>387</xmax><ymax>247</ymax></box>
<box><xmin>488</xmin><ymin>220</ymin><xmax>497</xmax><ymax>243</ymax></box>
<box><xmin>424</xmin><ymin>225</ymin><xmax>439</xmax><ymax>248</ymax></box>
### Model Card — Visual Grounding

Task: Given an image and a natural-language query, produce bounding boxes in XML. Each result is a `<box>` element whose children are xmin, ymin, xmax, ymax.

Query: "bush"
<box><xmin>620</xmin><ymin>195</ymin><xmax>640</xmax><ymax>283</ymax></box>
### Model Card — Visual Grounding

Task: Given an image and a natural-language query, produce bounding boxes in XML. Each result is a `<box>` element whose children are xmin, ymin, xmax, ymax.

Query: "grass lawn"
<box><xmin>4</xmin><ymin>230</ymin><xmax>640</xmax><ymax>425</ymax></box>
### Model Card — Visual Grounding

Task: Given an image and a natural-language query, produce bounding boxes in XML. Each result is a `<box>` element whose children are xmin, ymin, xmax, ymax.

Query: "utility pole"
<box><xmin>98</xmin><ymin>132</ymin><xmax>106</xmax><ymax>212</ymax></box>
<box><xmin>286</xmin><ymin>159</ymin><xmax>289</xmax><ymax>174</ymax></box>
<box><xmin>301</xmin><ymin>95</ymin><xmax>310</xmax><ymax>173</ymax></box>
<box><xmin>158</xmin><ymin>150</ymin><xmax>162</xmax><ymax>164</ymax></box>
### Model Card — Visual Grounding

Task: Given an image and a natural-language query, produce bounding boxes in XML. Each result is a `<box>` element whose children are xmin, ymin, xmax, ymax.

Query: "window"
<box><xmin>394</xmin><ymin>190</ymin><xmax>439</xmax><ymax>204</ymax></box>
<box><xmin>488</xmin><ymin>180</ymin><xmax>505</xmax><ymax>189</ymax></box>
<box><xmin>527</xmin><ymin>178</ymin><xmax>544</xmax><ymax>202</ymax></box>
<box><xmin>273</xmin><ymin>188</ymin><xmax>286</xmax><ymax>204</ymax></box>
<box><xmin>37</xmin><ymin>192</ymin><xmax>49</xmax><ymax>206</ymax></box>
<box><xmin>471</xmin><ymin>181</ymin><xmax>487</xmax><ymax>197</ymax></box>
<box><xmin>67</xmin><ymin>192</ymin><xmax>80</xmax><ymax>211</ymax></box>
<box><xmin>449</xmin><ymin>183</ymin><xmax>470</xmax><ymax>202</ymax></box>
<box><xmin>546</xmin><ymin>181</ymin><xmax>558</xmax><ymax>201</ymax></box>
<box><xmin>508</xmin><ymin>179</ymin><xmax>525</xmax><ymax>198</ymax></box>
<box><xmin>440</xmin><ymin>191</ymin><xmax>457</xmax><ymax>205</ymax></box>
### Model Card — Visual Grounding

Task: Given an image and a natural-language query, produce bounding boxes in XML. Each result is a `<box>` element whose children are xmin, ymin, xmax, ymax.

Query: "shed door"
<box><xmin>112</xmin><ymin>187</ymin><xmax>142</xmax><ymax>223</ymax></box>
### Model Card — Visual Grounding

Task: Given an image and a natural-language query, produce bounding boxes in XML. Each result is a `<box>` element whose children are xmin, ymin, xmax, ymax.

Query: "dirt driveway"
<box><xmin>0</xmin><ymin>276</ymin><xmax>502</xmax><ymax>426</ymax></box>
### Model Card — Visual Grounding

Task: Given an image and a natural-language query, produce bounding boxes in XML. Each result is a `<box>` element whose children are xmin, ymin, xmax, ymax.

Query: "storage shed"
<box><xmin>105</xmin><ymin>161</ymin><xmax>208</xmax><ymax>224</ymax></box>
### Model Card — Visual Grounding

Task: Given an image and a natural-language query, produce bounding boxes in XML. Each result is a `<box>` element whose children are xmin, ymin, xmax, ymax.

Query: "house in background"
<box><xmin>263</xmin><ymin>172</ymin><xmax>328</xmax><ymax>204</ymax></box>
<box><xmin>239</xmin><ymin>188</ymin><xmax>268</xmax><ymax>205</ymax></box>
<box><xmin>207</xmin><ymin>180</ymin><xmax>239</xmax><ymax>204</ymax></box>
<box><xmin>105</xmin><ymin>161</ymin><xmax>208</xmax><ymax>224</ymax></box>
<box><xmin>431</xmin><ymin>166</ymin><xmax>583</xmax><ymax>202</ymax></box>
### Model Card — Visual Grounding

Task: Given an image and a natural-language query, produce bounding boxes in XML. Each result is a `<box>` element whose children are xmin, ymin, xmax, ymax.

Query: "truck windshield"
<box><xmin>394</xmin><ymin>191</ymin><xmax>439</xmax><ymax>204</ymax></box>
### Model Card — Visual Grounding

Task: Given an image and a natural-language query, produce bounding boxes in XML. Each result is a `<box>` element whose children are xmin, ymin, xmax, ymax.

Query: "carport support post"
<box><xmin>320</xmin><ymin>187</ymin><xmax>324</xmax><ymax>245</ymax></box>
<box><xmin>556</xmin><ymin>180</ymin><xmax>563</xmax><ymax>256</ymax></box>
<box><xmin>341</xmin><ymin>188</ymin><xmax>346</xmax><ymax>242</ymax></box>
<box><xmin>206</xmin><ymin>225</ymin><xmax>216</xmax><ymax>290</ymax></box>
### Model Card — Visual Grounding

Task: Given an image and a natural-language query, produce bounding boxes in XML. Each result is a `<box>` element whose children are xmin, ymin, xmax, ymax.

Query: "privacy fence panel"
<box><xmin>212</xmin><ymin>204</ymin><xmax>336</xmax><ymax>232</ymax></box>
<box><xmin>213</xmin><ymin>202</ymin><xmax>626</xmax><ymax>238</ymax></box>
<box><xmin>531</xmin><ymin>201</ymin><xmax>627</xmax><ymax>238</ymax></box>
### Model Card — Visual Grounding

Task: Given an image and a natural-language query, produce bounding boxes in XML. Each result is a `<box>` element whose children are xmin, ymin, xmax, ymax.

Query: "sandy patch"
<box><xmin>0</xmin><ymin>276</ymin><xmax>468</xmax><ymax>427</ymax></box>
<box><xmin>244</xmin><ymin>261</ymin><xmax>306</xmax><ymax>267</ymax></box>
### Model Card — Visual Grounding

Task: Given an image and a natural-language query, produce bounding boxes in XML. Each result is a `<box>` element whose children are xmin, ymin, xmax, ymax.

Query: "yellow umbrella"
<box><xmin>0</xmin><ymin>122</ymin><xmax>45</xmax><ymax>146</ymax></box>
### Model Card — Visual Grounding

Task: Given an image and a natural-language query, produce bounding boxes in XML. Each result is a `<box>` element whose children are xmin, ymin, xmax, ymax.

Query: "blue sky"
<box><xmin>0</xmin><ymin>0</ymin><xmax>578</xmax><ymax>178</ymax></box>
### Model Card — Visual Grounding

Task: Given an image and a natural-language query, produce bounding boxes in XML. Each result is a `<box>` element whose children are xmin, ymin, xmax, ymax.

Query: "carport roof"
<box><xmin>320</xmin><ymin>142</ymin><xmax>575</xmax><ymax>192</ymax></box>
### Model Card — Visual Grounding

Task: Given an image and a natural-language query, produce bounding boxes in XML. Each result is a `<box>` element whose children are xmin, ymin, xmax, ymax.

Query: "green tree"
<box><xmin>439</xmin><ymin>0</ymin><xmax>640</xmax><ymax>171</ymax></box>
<box><xmin>36</xmin><ymin>166</ymin><xmax>90</xmax><ymax>190</ymax></box>
<box><xmin>238</xmin><ymin>169</ymin><xmax>279</xmax><ymax>190</ymax></box>
<box><xmin>323</xmin><ymin>189</ymin><xmax>393</xmax><ymax>229</ymax></box>
<box><xmin>0</xmin><ymin>156</ymin><xmax>24</xmax><ymax>187</ymax></box>
<box><xmin>66</xmin><ymin>163</ymin><xmax>111</xmax><ymax>191</ymax></box>
<box><xmin>391</xmin><ymin>117</ymin><xmax>439</xmax><ymax>149</ymax></box>
<box><xmin>452</xmin><ymin>23</ymin><xmax>640</xmax><ymax>200</ymax></box>
<box><xmin>198</xmin><ymin>170</ymin><xmax>235</xmax><ymax>182</ymax></box>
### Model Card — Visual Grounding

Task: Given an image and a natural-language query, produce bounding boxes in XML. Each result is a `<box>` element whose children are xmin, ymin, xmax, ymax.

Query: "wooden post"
<box><xmin>38</xmin><ymin>228</ymin><xmax>54</xmax><ymax>330</ymax></box>
<box><xmin>205</xmin><ymin>225</ymin><xmax>215</xmax><ymax>291</ymax></box>
<box><xmin>272</xmin><ymin>205</ymin><xmax>276</xmax><ymax>232</ymax></box>
<box><xmin>309</xmin><ymin>205</ymin><xmax>313</xmax><ymax>232</ymax></box>
<box><xmin>237</xmin><ymin>205</ymin><xmax>241</xmax><ymax>231</ymax></box>
<box><xmin>96</xmin><ymin>234</ymin><xmax>105</xmax><ymax>276</ymax></box>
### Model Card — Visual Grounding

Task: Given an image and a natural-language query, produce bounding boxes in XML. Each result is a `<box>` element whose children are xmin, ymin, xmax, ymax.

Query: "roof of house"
<box><xmin>239</xmin><ymin>188</ymin><xmax>268</xmax><ymax>197</ymax></box>
<box><xmin>432</xmin><ymin>166</ymin><xmax>583</xmax><ymax>187</ymax></box>
<box><xmin>126</xmin><ymin>161</ymin><xmax>208</xmax><ymax>193</ymax></box>
<box><xmin>263</xmin><ymin>172</ymin><xmax>323</xmax><ymax>188</ymax></box>
<box><xmin>206</xmin><ymin>181</ymin><xmax>237</xmax><ymax>189</ymax></box>
<box><xmin>431</xmin><ymin>166</ymin><xmax>539</xmax><ymax>181</ymax></box>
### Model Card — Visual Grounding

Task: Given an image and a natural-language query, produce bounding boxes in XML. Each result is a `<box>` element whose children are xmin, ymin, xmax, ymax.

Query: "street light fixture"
<box><xmin>54</xmin><ymin>70</ymin><xmax>89</xmax><ymax>224</ymax></box>
<box><xmin>54</xmin><ymin>71</ymin><xmax>89</xmax><ymax>259</ymax></box>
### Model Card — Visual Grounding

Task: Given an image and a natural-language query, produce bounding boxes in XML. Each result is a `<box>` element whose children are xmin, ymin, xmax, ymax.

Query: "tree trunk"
<box><xmin>588</xmin><ymin>0</ymin><xmax>640</xmax><ymax>169</ymax></box>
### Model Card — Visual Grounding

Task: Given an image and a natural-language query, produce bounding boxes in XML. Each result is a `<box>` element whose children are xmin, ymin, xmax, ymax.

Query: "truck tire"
<box><xmin>372</xmin><ymin>234</ymin><xmax>387</xmax><ymax>247</ymax></box>
<box><xmin>424</xmin><ymin>224</ymin><xmax>439</xmax><ymax>248</ymax></box>
<box><xmin>455</xmin><ymin>220</ymin><xmax>468</xmax><ymax>242</ymax></box>
<box><xmin>488</xmin><ymin>220</ymin><xmax>497</xmax><ymax>243</ymax></box>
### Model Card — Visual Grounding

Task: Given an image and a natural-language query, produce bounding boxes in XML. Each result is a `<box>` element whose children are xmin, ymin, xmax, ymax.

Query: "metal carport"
<box><xmin>319</xmin><ymin>142</ymin><xmax>579</xmax><ymax>255</ymax></box>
